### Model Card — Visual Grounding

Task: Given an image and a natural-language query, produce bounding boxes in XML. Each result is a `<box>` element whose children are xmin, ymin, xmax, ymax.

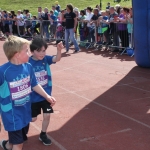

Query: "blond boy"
<box><xmin>0</xmin><ymin>36</ymin><xmax>56</xmax><ymax>150</ymax></box>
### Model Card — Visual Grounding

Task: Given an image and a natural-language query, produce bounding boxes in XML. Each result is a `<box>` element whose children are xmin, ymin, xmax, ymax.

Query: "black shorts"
<box><xmin>8</xmin><ymin>124</ymin><xmax>29</xmax><ymax>145</ymax></box>
<box><xmin>31</xmin><ymin>100</ymin><xmax>53</xmax><ymax>118</ymax></box>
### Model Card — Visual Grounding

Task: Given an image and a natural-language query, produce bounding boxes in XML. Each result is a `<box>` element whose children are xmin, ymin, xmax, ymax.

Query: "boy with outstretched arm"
<box><xmin>29</xmin><ymin>37</ymin><xmax>63</xmax><ymax>146</ymax></box>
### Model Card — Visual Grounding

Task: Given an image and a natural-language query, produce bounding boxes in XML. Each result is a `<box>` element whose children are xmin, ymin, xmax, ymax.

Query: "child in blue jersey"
<box><xmin>49</xmin><ymin>10</ymin><xmax>57</xmax><ymax>38</ymax></box>
<box><xmin>0</xmin><ymin>35</ymin><xmax>56</xmax><ymax>150</ymax></box>
<box><xmin>28</xmin><ymin>16</ymin><xmax>37</xmax><ymax>36</ymax></box>
<box><xmin>29</xmin><ymin>37</ymin><xmax>63</xmax><ymax>146</ymax></box>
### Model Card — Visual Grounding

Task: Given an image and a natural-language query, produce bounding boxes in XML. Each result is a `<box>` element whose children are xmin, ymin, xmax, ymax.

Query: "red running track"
<box><xmin>0</xmin><ymin>41</ymin><xmax>150</xmax><ymax>150</ymax></box>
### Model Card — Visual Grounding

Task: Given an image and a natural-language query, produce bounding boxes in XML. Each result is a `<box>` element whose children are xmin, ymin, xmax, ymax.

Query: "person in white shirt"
<box><xmin>36</xmin><ymin>7</ymin><xmax>44</xmax><ymax>35</ymax></box>
<box><xmin>16</xmin><ymin>10</ymin><xmax>24</xmax><ymax>35</ymax></box>
<box><xmin>84</xmin><ymin>7</ymin><xmax>94</xmax><ymax>46</ymax></box>
<box><xmin>73</xmin><ymin>7</ymin><xmax>80</xmax><ymax>40</ymax></box>
<box><xmin>85</xmin><ymin>7</ymin><xmax>93</xmax><ymax>28</ymax></box>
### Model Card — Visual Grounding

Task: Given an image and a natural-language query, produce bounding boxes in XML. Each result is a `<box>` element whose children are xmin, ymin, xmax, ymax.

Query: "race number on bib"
<box><xmin>35</xmin><ymin>70</ymin><xmax>48</xmax><ymax>86</ymax></box>
<box><xmin>9</xmin><ymin>76</ymin><xmax>32</xmax><ymax>100</ymax></box>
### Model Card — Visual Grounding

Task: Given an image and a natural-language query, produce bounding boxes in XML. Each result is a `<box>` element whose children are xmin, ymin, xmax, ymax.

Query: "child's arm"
<box><xmin>48</xmin><ymin>16</ymin><xmax>53</xmax><ymax>22</ymax></box>
<box><xmin>52</xmin><ymin>41</ymin><xmax>64</xmax><ymax>63</ymax></box>
<box><xmin>32</xmin><ymin>84</ymin><xmax>56</xmax><ymax>106</ymax></box>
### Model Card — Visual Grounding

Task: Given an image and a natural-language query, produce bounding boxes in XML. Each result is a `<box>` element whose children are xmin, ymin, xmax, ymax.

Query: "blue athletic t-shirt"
<box><xmin>29</xmin><ymin>55</ymin><xmax>55</xmax><ymax>103</ymax></box>
<box><xmin>0</xmin><ymin>62</ymin><xmax>38</xmax><ymax>131</ymax></box>
<box><xmin>50</xmin><ymin>15</ymin><xmax>57</xmax><ymax>25</ymax></box>
<box><xmin>102</xmin><ymin>16</ymin><xmax>109</xmax><ymax>28</ymax></box>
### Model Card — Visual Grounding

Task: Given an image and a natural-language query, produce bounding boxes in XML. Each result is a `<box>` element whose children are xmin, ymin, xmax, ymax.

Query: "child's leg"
<box><xmin>31</xmin><ymin>101</ymin><xmax>41</xmax><ymax>122</ymax></box>
<box><xmin>1</xmin><ymin>124</ymin><xmax>29</xmax><ymax>150</ymax></box>
<box><xmin>12</xmin><ymin>144</ymin><xmax>23</xmax><ymax>150</ymax></box>
<box><xmin>31</xmin><ymin>101</ymin><xmax>52</xmax><ymax>145</ymax></box>
<box><xmin>41</xmin><ymin>100</ymin><xmax>53</xmax><ymax>132</ymax></box>
<box><xmin>39</xmin><ymin>100</ymin><xmax>53</xmax><ymax>145</ymax></box>
<box><xmin>42</xmin><ymin>113</ymin><xmax>50</xmax><ymax>132</ymax></box>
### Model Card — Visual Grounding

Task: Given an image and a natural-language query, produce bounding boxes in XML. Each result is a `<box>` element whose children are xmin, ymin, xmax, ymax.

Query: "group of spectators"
<box><xmin>0</xmin><ymin>1</ymin><xmax>61</xmax><ymax>39</ymax></box>
<box><xmin>74</xmin><ymin>2</ymin><xmax>133</xmax><ymax>52</ymax></box>
<box><xmin>0</xmin><ymin>2</ymin><xmax>133</xmax><ymax>52</ymax></box>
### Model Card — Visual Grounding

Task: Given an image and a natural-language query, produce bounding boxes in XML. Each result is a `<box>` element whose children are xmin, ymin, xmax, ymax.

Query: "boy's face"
<box><xmin>102</xmin><ymin>12</ymin><xmax>106</xmax><ymax>16</ymax></box>
<box><xmin>31</xmin><ymin>46</ymin><xmax>46</xmax><ymax>60</ymax></box>
<box><xmin>18</xmin><ymin>44</ymin><xmax>30</xmax><ymax>63</ymax></box>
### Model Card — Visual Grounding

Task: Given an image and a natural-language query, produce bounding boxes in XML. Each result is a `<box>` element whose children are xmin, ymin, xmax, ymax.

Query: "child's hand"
<box><xmin>57</xmin><ymin>41</ymin><xmax>64</xmax><ymax>51</ymax></box>
<box><xmin>46</xmin><ymin>95</ymin><xmax>56</xmax><ymax>107</ymax></box>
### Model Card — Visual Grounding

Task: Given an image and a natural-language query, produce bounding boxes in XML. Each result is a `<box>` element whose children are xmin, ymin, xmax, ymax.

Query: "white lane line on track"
<box><xmin>54</xmin><ymin>84</ymin><xmax>150</xmax><ymax>129</ymax></box>
<box><xmin>80</xmin><ymin>128</ymin><xmax>132</xmax><ymax>142</ymax></box>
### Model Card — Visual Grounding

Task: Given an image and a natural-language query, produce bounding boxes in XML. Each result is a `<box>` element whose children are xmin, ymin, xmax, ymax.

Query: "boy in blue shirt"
<box><xmin>49</xmin><ymin>10</ymin><xmax>57</xmax><ymax>38</ymax></box>
<box><xmin>28</xmin><ymin>16</ymin><xmax>37</xmax><ymax>36</ymax></box>
<box><xmin>0</xmin><ymin>36</ymin><xmax>56</xmax><ymax>150</ymax></box>
<box><xmin>29</xmin><ymin>37</ymin><xmax>63</xmax><ymax>146</ymax></box>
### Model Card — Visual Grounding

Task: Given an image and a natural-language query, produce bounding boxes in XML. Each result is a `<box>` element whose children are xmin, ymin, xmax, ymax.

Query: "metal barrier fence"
<box><xmin>15</xmin><ymin>19</ymin><xmax>133</xmax><ymax>56</ymax></box>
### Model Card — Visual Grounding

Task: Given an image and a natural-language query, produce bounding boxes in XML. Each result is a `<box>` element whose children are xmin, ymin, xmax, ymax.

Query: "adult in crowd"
<box><xmin>7</xmin><ymin>11</ymin><xmax>13</xmax><ymax>35</ymax></box>
<box><xmin>73</xmin><ymin>7</ymin><xmax>80</xmax><ymax>40</ymax></box>
<box><xmin>115</xmin><ymin>4</ymin><xmax>121</xmax><ymax>14</ymax></box>
<box><xmin>95</xmin><ymin>5</ymin><xmax>101</xmax><ymax>15</ymax></box>
<box><xmin>103</xmin><ymin>10</ymin><xmax>111</xmax><ymax>45</ymax></box>
<box><xmin>41</xmin><ymin>7</ymin><xmax>50</xmax><ymax>42</ymax></box>
<box><xmin>11</xmin><ymin>11</ymin><xmax>18</xmax><ymax>35</ymax></box>
<box><xmin>87</xmin><ymin>8</ymin><xmax>100</xmax><ymax>46</ymax></box>
<box><xmin>16</xmin><ymin>10</ymin><xmax>24</xmax><ymax>36</ymax></box>
<box><xmin>0</xmin><ymin>9</ymin><xmax>3</xmax><ymax>36</ymax></box>
<box><xmin>36</xmin><ymin>6</ymin><xmax>44</xmax><ymax>35</ymax></box>
<box><xmin>117</xmin><ymin>7</ymin><xmax>129</xmax><ymax>49</ymax></box>
<box><xmin>62</xmin><ymin>4</ymin><xmax>80</xmax><ymax>52</ymax></box>
<box><xmin>106</xmin><ymin>2</ymin><xmax>111</xmax><ymax>9</ymax></box>
<box><xmin>127</xmin><ymin>8</ymin><xmax>133</xmax><ymax>46</ymax></box>
<box><xmin>23</xmin><ymin>9</ymin><xmax>32</xmax><ymax>35</ymax></box>
<box><xmin>109</xmin><ymin>6</ymin><xmax>119</xmax><ymax>51</ymax></box>
<box><xmin>2</xmin><ymin>11</ymin><xmax>9</xmax><ymax>36</ymax></box>
<box><xmin>84</xmin><ymin>7</ymin><xmax>93</xmax><ymax>46</ymax></box>
<box><xmin>52</xmin><ymin>5</ymin><xmax>59</xmax><ymax>18</ymax></box>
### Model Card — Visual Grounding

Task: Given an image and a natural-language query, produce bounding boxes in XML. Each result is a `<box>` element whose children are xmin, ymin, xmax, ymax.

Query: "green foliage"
<box><xmin>0</xmin><ymin>0</ymin><xmax>132</xmax><ymax>15</ymax></box>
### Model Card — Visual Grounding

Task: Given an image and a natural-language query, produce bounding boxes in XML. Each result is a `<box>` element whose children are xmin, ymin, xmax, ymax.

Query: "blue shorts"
<box><xmin>8</xmin><ymin>124</ymin><xmax>29</xmax><ymax>145</ymax></box>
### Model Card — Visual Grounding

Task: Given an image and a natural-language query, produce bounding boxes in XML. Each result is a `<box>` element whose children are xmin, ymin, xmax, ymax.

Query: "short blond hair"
<box><xmin>101</xmin><ymin>10</ymin><xmax>106</xmax><ymax>13</ymax></box>
<box><xmin>3</xmin><ymin>36</ymin><xmax>30</xmax><ymax>60</ymax></box>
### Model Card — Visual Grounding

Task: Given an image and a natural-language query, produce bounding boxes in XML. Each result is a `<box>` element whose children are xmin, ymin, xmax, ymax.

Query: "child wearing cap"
<box><xmin>55</xmin><ymin>1</ymin><xmax>61</xmax><ymax>12</ymax></box>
